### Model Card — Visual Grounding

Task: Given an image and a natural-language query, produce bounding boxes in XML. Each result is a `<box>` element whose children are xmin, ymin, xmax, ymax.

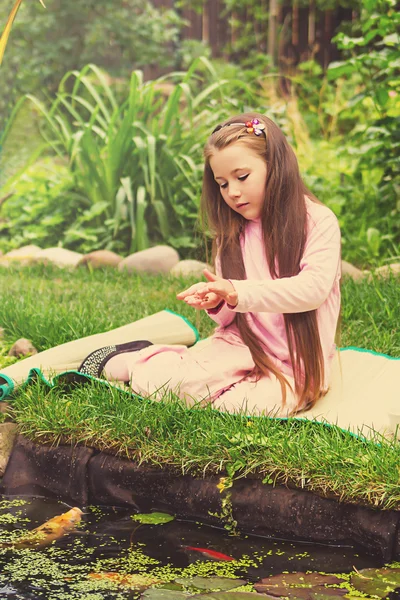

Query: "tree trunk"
<box><xmin>268</xmin><ymin>0</ymin><xmax>278</xmax><ymax>65</ymax></box>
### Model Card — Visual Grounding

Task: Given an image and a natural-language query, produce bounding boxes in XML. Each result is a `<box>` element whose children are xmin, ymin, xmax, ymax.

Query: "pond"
<box><xmin>0</xmin><ymin>495</ymin><xmax>388</xmax><ymax>600</ymax></box>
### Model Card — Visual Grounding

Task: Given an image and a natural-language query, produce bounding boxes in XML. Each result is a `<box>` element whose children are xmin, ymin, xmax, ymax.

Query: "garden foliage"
<box><xmin>0</xmin><ymin>0</ymin><xmax>184</xmax><ymax>130</ymax></box>
<box><xmin>327</xmin><ymin>0</ymin><xmax>400</xmax><ymax>262</ymax></box>
<box><xmin>0</xmin><ymin>60</ymin><xmax>254</xmax><ymax>255</ymax></box>
<box><xmin>0</xmin><ymin>0</ymin><xmax>398</xmax><ymax>267</ymax></box>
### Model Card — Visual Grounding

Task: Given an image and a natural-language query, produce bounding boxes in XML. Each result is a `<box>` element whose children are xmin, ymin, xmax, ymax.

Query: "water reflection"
<box><xmin>0</xmin><ymin>496</ymin><xmax>383</xmax><ymax>600</ymax></box>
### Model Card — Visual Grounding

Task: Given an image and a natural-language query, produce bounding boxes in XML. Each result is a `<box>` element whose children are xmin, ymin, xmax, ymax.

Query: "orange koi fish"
<box><xmin>183</xmin><ymin>545</ymin><xmax>234</xmax><ymax>561</ymax></box>
<box><xmin>4</xmin><ymin>507</ymin><xmax>83</xmax><ymax>549</ymax></box>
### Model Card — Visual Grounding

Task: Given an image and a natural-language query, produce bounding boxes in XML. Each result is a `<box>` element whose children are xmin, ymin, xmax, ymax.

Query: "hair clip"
<box><xmin>245</xmin><ymin>119</ymin><xmax>265</xmax><ymax>136</ymax></box>
<box><xmin>211</xmin><ymin>119</ymin><xmax>266</xmax><ymax>137</ymax></box>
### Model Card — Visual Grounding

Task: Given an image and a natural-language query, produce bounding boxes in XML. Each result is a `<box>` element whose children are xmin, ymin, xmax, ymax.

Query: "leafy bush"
<box><xmin>327</xmin><ymin>0</ymin><xmax>400</xmax><ymax>263</ymax></box>
<box><xmin>1</xmin><ymin>60</ymin><xmax>254</xmax><ymax>256</ymax></box>
<box><xmin>0</xmin><ymin>159</ymin><xmax>81</xmax><ymax>253</ymax></box>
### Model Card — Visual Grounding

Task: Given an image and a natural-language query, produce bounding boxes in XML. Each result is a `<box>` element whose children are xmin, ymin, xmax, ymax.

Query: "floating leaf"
<box><xmin>132</xmin><ymin>512</ymin><xmax>175</xmax><ymax>525</ymax></box>
<box><xmin>89</xmin><ymin>572</ymin><xmax>161</xmax><ymax>590</ymax></box>
<box><xmin>350</xmin><ymin>567</ymin><xmax>400</xmax><ymax>598</ymax></box>
<box><xmin>254</xmin><ymin>572</ymin><xmax>346</xmax><ymax>599</ymax></box>
<box><xmin>141</xmin><ymin>588</ymin><xmax>188</xmax><ymax>600</ymax></box>
<box><xmin>175</xmin><ymin>576</ymin><xmax>246</xmax><ymax>591</ymax></box>
<box><xmin>189</xmin><ymin>593</ymin><xmax>275</xmax><ymax>599</ymax></box>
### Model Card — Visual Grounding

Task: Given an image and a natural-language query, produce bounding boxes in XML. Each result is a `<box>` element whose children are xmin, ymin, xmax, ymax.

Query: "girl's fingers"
<box><xmin>206</xmin><ymin>283</ymin><xmax>228</xmax><ymax>298</ymax></box>
<box><xmin>203</xmin><ymin>268</ymin><xmax>218</xmax><ymax>282</ymax></box>
<box><xmin>177</xmin><ymin>283</ymin><xmax>206</xmax><ymax>299</ymax></box>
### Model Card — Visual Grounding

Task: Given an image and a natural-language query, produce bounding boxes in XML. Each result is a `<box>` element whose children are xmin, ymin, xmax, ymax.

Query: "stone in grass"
<box><xmin>8</xmin><ymin>338</ymin><xmax>38</xmax><ymax>358</ymax></box>
<box><xmin>341</xmin><ymin>260</ymin><xmax>368</xmax><ymax>282</ymax></box>
<box><xmin>170</xmin><ymin>260</ymin><xmax>214</xmax><ymax>278</ymax></box>
<box><xmin>373</xmin><ymin>263</ymin><xmax>400</xmax><ymax>279</ymax></box>
<box><xmin>34</xmin><ymin>247</ymin><xmax>83</xmax><ymax>268</ymax></box>
<box><xmin>1</xmin><ymin>245</ymin><xmax>42</xmax><ymax>266</ymax></box>
<box><xmin>119</xmin><ymin>246</ymin><xmax>180</xmax><ymax>274</ymax></box>
<box><xmin>78</xmin><ymin>250</ymin><xmax>123</xmax><ymax>269</ymax></box>
<box><xmin>350</xmin><ymin>567</ymin><xmax>400</xmax><ymax>598</ymax></box>
<box><xmin>254</xmin><ymin>572</ymin><xmax>346</xmax><ymax>599</ymax></box>
<box><xmin>0</xmin><ymin>423</ymin><xmax>18</xmax><ymax>476</ymax></box>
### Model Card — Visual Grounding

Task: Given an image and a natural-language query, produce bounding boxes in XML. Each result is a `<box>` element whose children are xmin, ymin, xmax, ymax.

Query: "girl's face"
<box><xmin>209</xmin><ymin>142</ymin><xmax>267</xmax><ymax>221</ymax></box>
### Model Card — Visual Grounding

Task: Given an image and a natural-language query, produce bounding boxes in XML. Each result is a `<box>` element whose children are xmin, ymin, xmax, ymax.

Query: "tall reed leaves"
<box><xmin>19</xmin><ymin>61</ymin><xmax>253</xmax><ymax>254</ymax></box>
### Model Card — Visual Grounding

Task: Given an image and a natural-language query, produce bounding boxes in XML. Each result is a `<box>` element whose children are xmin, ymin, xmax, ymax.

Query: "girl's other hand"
<box><xmin>201</xmin><ymin>269</ymin><xmax>238</xmax><ymax>307</ymax></box>
<box><xmin>176</xmin><ymin>269</ymin><xmax>238</xmax><ymax>309</ymax></box>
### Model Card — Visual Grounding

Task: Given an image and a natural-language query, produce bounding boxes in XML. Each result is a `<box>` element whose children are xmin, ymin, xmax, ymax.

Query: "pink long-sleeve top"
<box><xmin>208</xmin><ymin>197</ymin><xmax>342</xmax><ymax>390</ymax></box>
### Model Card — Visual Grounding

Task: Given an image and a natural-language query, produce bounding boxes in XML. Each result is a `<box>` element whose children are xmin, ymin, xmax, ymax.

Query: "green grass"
<box><xmin>0</xmin><ymin>264</ymin><xmax>399</xmax><ymax>510</ymax></box>
<box><xmin>0</xmin><ymin>265</ymin><xmax>215</xmax><ymax>353</ymax></box>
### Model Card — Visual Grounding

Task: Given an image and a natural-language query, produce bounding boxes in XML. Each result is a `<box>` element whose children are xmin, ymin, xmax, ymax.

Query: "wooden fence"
<box><xmin>153</xmin><ymin>0</ymin><xmax>352</xmax><ymax>71</ymax></box>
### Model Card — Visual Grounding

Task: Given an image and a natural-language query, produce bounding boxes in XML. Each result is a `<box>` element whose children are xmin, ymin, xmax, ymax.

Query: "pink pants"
<box><xmin>105</xmin><ymin>333</ymin><xmax>298</xmax><ymax>416</ymax></box>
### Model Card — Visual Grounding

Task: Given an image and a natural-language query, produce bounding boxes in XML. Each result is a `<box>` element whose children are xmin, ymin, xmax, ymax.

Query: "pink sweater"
<box><xmin>208</xmin><ymin>198</ymin><xmax>342</xmax><ymax>390</ymax></box>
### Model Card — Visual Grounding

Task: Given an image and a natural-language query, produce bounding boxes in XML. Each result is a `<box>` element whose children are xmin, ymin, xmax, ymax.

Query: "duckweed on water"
<box><xmin>0</xmin><ymin>497</ymin><xmax>397</xmax><ymax>599</ymax></box>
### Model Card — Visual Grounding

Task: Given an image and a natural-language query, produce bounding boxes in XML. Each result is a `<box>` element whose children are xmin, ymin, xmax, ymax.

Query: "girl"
<box><xmin>81</xmin><ymin>113</ymin><xmax>341</xmax><ymax>415</ymax></box>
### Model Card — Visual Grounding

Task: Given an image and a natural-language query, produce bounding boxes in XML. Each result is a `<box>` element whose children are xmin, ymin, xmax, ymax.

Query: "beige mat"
<box><xmin>299</xmin><ymin>348</ymin><xmax>400</xmax><ymax>437</ymax></box>
<box><xmin>0</xmin><ymin>310</ymin><xmax>198</xmax><ymax>399</ymax></box>
<box><xmin>1</xmin><ymin>314</ymin><xmax>398</xmax><ymax>438</ymax></box>
<box><xmin>193</xmin><ymin>339</ymin><xmax>399</xmax><ymax>438</ymax></box>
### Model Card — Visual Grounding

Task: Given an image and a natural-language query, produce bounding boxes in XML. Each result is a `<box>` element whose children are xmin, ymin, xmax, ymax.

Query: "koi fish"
<box><xmin>3</xmin><ymin>507</ymin><xmax>83</xmax><ymax>549</ymax></box>
<box><xmin>183</xmin><ymin>545</ymin><xmax>234</xmax><ymax>561</ymax></box>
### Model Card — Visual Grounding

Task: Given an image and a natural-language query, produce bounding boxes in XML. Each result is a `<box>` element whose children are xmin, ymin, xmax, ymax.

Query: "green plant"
<box><xmin>301</xmin><ymin>139</ymin><xmax>400</xmax><ymax>267</ymax></box>
<box><xmin>8</xmin><ymin>60</ymin><xmax>253</xmax><ymax>255</ymax></box>
<box><xmin>0</xmin><ymin>158</ymin><xmax>82</xmax><ymax>253</ymax></box>
<box><xmin>327</xmin><ymin>0</ymin><xmax>400</xmax><ymax>257</ymax></box>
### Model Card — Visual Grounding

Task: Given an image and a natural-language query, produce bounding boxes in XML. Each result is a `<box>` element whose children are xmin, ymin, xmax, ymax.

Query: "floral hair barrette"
<box><xmin>212</xmin><ymin>119</ymin><xmax>266</xmax><ymax>137</ymax></box>
<box><xmin>244</xmin><ymin>118</ymin><xmax>265</xmax><ymax>136</ymax></box>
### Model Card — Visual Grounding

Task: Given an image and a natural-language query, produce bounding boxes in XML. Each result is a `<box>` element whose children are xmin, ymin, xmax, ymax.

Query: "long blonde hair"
<box><xmin>201</xmin><ymin>112</ymin><xmax>326</xmax><ymax>410</ymax></box>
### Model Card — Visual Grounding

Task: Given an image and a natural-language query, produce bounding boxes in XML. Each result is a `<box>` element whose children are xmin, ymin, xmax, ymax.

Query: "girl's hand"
<box><xmin>176</xmin><ymin>269</ymin><xmax>238</xmax><ymax>310</ymax></box>
<box><xmin>201</xmin><ymin>269</ymin><xmax>238</xmax><ymax>307</ymax></box>
<box><xmin>177</xmin><ymin>281</ymin><xmax>222</xmax><ymax>310</ymax></box>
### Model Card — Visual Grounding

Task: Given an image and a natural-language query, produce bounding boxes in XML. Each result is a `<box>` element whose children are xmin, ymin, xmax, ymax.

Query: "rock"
<box><xmin>0</xmin><ymin>423</ymin><xmax>18</xmax><ymax>476</ymax></box>
<box><xmin>170</xmin><ymin>260</ymin><xmax>213</xmax><ymax>278</ymax></box>
<box><xmin>1</xmin><ymin>245</ymin><xmax>42</xmax><ymax>266</ymax></box>
<box><xmin>0</xmin><ymin>402</ymin><xmax>11</xmax><ymax>416</ymax></box>
<box><xmin>118</xmin><ymin>245</ymin><xmax>180</xmax><ymax>275</ymax></box>
<box><xmin>341</xmin><ymin>260</ymin><xmax>368</xmax><ymax>281</ymax></box>
<box><xmin>34</xmin><ymin>247</ymin><xmax>83</xmax><ymax>268</ymax></box>
<box><xmin>8</xmin><ymin>338</ymin><xmax>38</xmax><ymax>358</ymax></box>
<box><xmin>78</xmin><ymin>250</ymin><xmax>123</xmax><ymax>269</ymax></box>
<box><xmin>0</xmin><ymin>327</ymin><xmax>4</xmax><ymax>340</ymax></box>
<box><xmin>373</xmin><ymin>263</ymin><xmax>400</xmax><ymax>279</ymax></box>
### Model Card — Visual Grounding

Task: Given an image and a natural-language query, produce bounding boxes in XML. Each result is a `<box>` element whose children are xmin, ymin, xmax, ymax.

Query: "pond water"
<box><xmin>0</xmin><ymin>496</ymin><xmax>385</xmax><ymax>600</ymax></box>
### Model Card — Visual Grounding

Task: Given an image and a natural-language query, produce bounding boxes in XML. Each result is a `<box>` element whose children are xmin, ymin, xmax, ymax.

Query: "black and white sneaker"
<box><xmin>78</xmin><ymin>340</ymin><xmax>153</xmax><ymax>379</ymax></box>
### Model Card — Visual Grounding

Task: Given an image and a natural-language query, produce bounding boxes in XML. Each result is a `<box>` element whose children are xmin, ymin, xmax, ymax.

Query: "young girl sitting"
<box><xmin>81</xmin><ymin>112</ymin><xmax>341</xmax><ymax>416</ymax></box>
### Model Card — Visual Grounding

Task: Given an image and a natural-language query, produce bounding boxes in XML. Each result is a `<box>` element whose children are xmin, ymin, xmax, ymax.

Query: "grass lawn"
<box><xmin>0</xmin><ymin>265</ymin><xmax>399</xmax><ymax>510</ymax></box>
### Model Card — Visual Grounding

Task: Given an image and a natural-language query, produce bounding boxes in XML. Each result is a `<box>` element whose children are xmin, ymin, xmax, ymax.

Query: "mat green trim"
<box><xmin>8</xmin><ymin>365</ymin><xmax>376</xmax><ymax>444</ymax></box>
<box><xmin>0</xmin><ymin>310</ymin><xmax>200</xmax><ymax>401</ymax></box>
<box><xmin>340</xmin><ymin>346</ymin><xmax>400</xmax><ymax>360</ymax></box>
<box><xmin>0</xmin><ymin>374</ymin><xmax>14</xmax><ymax>401</ymax></box>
